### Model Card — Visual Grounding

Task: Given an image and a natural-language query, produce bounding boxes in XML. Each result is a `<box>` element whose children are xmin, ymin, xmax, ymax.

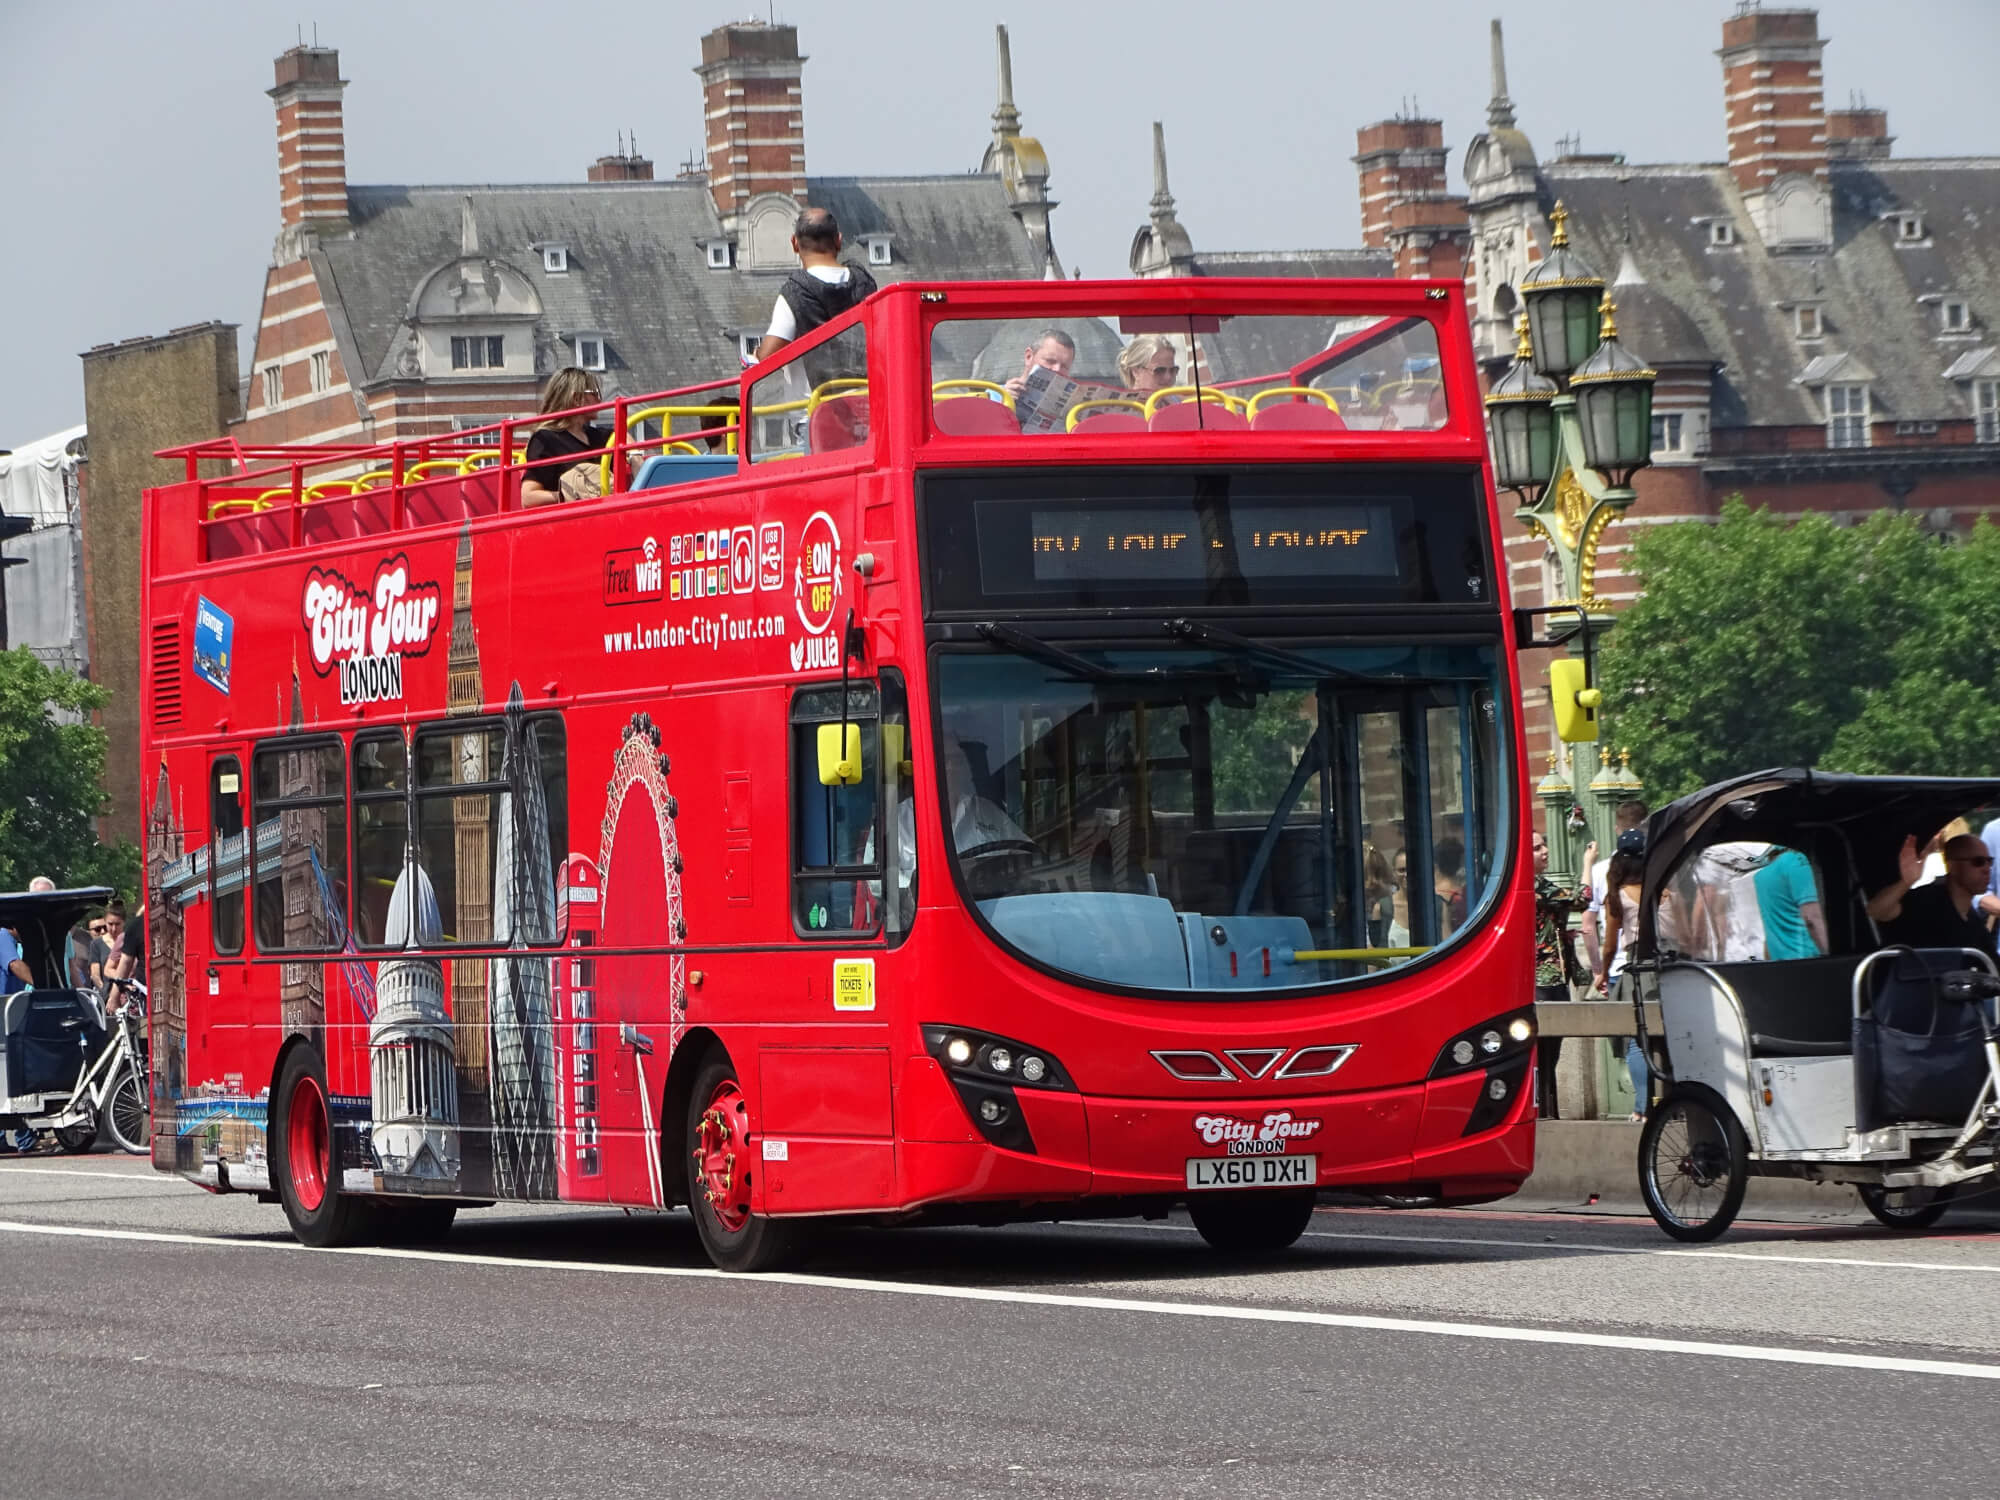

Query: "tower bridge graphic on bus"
<box><xmin>140</xmin><ymin>276</ymin><xmax>1535</xmax><ymax>1268</ymax></box>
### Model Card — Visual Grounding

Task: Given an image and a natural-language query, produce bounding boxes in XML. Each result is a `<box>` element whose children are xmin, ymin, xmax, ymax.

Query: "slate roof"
<box><xmin>1181</xmin><ymin>249</ymin><xmax>1397</xmax><ymax>383</ymax></box>
<box><xmin>312</xmin><ymin>175</ymin><xmax>1051</xmax><ymax>396</ymax></box>
<box><xmin>1545</xmin><ymin>158</ymin><xmax>2000</xmax><ymax>429</ymax></box>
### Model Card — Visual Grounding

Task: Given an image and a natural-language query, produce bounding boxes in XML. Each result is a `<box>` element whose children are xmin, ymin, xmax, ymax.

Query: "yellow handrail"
<box><xmin>404</xmin><ymin>459</ymin><xmax>464</xmax><ymax>481</ymax></box>
<box><xmin>458</xmin><ymin>449</ymin><xmax>527</xmax><ymax>472</ymax></box>
<box><xmin>1246</xmin><ymin>386</ymin><xmax>1341</xmax><ymax>416</ymax></box>
<box><xmin>1065</xmin><ymin>398</ymin><xmax>1147</xmax><ymax>431</ymax></box>
<box><xmin>351</xmin><ymin>469</ymin><xmax>395</xmax><ymax>490</ymax></box>
<box><xmin>304</xmin><ymin>481</ymin><xmax>359</xmax><ymax>502</ymax></box>
<box><xmin>806</xmin><ymin>378</ymin><xmax>870</xmax><ymax>416</ymax></box>
<box><xmin>625</xmin><ymin>404</ymin><xmax>741</xmax><ymax>456</ymax></box>
<box><xmin>1141</xmin><ymin>386</ymin><xmax>1246</xmax><ymax>420</ymax></box>
<box><xmin>208</xmin><ymin>493</ymin><xmax>282</xmax><ymax>518</ymax></box>
<box><xmin>932</xmin><ymin>379</ymin><xmax>1015</xmax><ymax>411</ymax></box>
<box><xmin>1291</xmin><ymin>946</ymin><xmax>1433</xmax><ymax>968</ymax></box>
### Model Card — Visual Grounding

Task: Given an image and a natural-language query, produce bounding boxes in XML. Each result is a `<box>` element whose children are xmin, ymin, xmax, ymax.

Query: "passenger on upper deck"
<box><xmin>1117</xmin><ymin>334</ymin><xmax>1179</xmax><ymax>397</ymax></box>
<box><xmin>521</xmin><ymin>368</ymin><xmax>610</xmax><ymax>508</ymax></box>
<box><xmin>753</xmin><ymin>207</ymin><xmax>879</xmax><ymax>364</ymax></box>
<box><xmin>1004</xmin><ymin>329</ymin><xmax>1076</xmax><ymax>402</ymax></box>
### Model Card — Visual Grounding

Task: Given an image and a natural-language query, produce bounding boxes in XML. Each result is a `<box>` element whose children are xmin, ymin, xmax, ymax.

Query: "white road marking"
<box><xmin>1072</xmin><ymin>1216</ymin><xmax>2000</xmax><ymax>1275</ymax></box>
<box><xmin>0</xmin><ymin>1216</ymin><xmax>1996</xmax><ymax>1382</ymax></box>
<box><xmin>0</xmin><ymin>1167</ymin><xmax>189</xmax><ymax>1189</ymax></box>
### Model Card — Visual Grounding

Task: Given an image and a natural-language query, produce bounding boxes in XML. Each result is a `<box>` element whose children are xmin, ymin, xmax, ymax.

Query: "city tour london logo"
<box><xmin>1192</xmin><ymin>1111</ymin><xmax>1324</xmax><ymax>1157</ymax></box>
<box><xmin>789</xmin><ymin>511</ymin><xmax>842</xmax><ymax>672</ymax></box>
<box><xmin>302</xmin><ymin>554</ymin><xmax>443</xmax><ymax>705</ymax></box>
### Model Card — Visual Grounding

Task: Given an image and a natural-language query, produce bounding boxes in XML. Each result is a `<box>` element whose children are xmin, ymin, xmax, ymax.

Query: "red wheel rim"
<box><xmin>692</xmin><ymin>1078</ymin><xmax>753</xmax><ymax>1232</ymax></box>
<box><xmin>288</xmin><ymin>1074</ymin><xmax>330</xmax><ymax>1212</ymax></box>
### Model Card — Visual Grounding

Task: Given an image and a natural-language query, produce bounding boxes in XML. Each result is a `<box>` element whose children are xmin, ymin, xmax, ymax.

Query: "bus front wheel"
<box><xmin>1187</xmin><ymin>1189</ymin><xmax>1316</xmax><ymax>1254</ymax></box>
<box><xmin>274</xmin><ymin>1045</ymin><xmax>375</xmax><ymax>1249</ymax></box>
<box><xmin>685</xmin><ymin>1053</ymin><xmax>800</xmax><ymax>1273</ymax></box>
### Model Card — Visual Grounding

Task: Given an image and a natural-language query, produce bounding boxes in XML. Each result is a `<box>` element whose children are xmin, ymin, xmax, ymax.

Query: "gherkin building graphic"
<box><xmin>489</xmin><ymin>683</ymin><xmax>560</xmax><ymax>1200</ymax></box>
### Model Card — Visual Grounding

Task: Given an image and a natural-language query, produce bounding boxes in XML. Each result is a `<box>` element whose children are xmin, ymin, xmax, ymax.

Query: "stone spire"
<box><xmin>459</xmin><ymin>195</ymin><xmax>479</xmax><ymax>257</ymax></box>
<box><xmin>991</xmin><ymin>24</ymin><xmax>1021</xmax><ymax>141</ymax></box>
<box><xmin>1487</xmin><ymin>18</ymin><xmax>1516</xmax><ymax>129</ymax></box>
<box><xmin>1150</xmin><ymin>120</ymin><xmax>1177</xmax><ymax>221</ymax></box>
<box><xmin>1130</xmin><ymin>121</ymin><xmax>1194</xmax><ymax>277</ymax></box>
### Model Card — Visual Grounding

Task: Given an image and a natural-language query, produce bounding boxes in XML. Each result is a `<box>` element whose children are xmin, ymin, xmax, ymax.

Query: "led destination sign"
<box><xmin>1019</xmin><ymin>504</ymin><xmax>1398</xmax><ymax>587</ymax></box>
<box><xmin>921</xmin><ymin>467</ymin><xmax>1491</xmax><ymax>613</ymax></box>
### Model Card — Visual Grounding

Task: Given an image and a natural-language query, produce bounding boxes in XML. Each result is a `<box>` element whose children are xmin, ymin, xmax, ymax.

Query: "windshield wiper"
<box><xmin>1164</xmin><ymin>618</ymin><xmax>1377</xmax><ymax>685</ymax></box>
<box><xmin>975</xmin><ymin>622</ymin><xmax>1117</xmax><ymax>682</ymax></box>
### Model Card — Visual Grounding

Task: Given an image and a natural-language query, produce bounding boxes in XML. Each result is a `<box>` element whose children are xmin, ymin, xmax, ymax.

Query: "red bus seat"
<box><xmin>403</xmin><ymin>473</ymin><xmax>471</xmax><ymax>527</ymax></box>
<box><xmin>1251</xmin><ymin>402</ymin><xmax>1348</xmax><ymax>433</ymax></box>
<box><xmin>1070</xmin><ymin>409</ymin><xmax>1147</xmax><ymax>434</ymax></box>
<box><xmin>1149</xmin><ymin>402</ymin><xmax>1249</xmax><ymax>433</ymax></box>
<box><xmin>459</xmin><ymin>469</ymin><xmax>505</xmax><ymax>516</ymax></box>
<box><xmin>932</xmin><ymin>397</ymin><xmax>1019</xmax><ymax>437</ymax></box>
<box><xmin>204</xmin><ymin>512</ymin><xmax>290</xmax><ymax>560</ymax></box>
<box><xmin>809</xmin><ymin>394</ymin><xmax>870</xmax><ymax>454</ymax></box>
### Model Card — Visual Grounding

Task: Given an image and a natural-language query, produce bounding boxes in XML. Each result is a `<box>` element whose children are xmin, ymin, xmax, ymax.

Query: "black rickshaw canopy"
<box><xmin>0</xmin><ymin>886</ymin><xmax>116</xmax><ymax>989</ymax></box>
<box><xmin>1631</xmin><ymin>770</ymin><xmax>2000</xmax><ymax>963</ymax></box>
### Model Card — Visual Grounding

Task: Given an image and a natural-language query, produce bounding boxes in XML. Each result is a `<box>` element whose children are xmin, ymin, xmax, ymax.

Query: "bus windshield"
<box><xmin>933</xmin><ymin>640</ymin><xmax>1503</xmax><ymax>995</ymax></box>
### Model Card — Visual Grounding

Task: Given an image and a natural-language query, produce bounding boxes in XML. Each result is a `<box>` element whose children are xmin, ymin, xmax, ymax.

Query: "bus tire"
<box><xmin>1187</xmin><ymin>1189</ymin><xmax>1316</xmax><ymax>1254</ymax></box>
<box><xmin>685</xmin><ymin>1052</ymin><xmax>800</xmax><ymax>1273</ymax></box>
<box><xmin>273</xmin><ymin>1045</ymin><xmax>375</xmax><ymax>1249</ymax></box>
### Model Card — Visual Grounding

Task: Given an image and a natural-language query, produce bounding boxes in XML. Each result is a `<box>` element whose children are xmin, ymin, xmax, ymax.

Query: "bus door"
<box><xmin>192</xmin><ymin>750</ymin><xmax>253</xmax><ymax>1090</ymax></box>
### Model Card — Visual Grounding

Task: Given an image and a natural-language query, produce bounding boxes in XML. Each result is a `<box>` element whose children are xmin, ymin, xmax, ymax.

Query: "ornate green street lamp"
<box><xmin>1519</xmin><ymin>202</ymin><xmax>1605</xmax><ymax>378</ymax></box>
<box><xmin>1486</xmin><ymin>314</ymin><xmax>1559</xmax><ymax>494</ymax></box>
<box><xmin>1570</xmin><ymin>296</ymin><xmax>1659</xmax><ymax>489</ymax></box>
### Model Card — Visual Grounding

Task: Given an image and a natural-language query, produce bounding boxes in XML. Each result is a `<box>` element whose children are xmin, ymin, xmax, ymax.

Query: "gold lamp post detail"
<box><xmin>1485</xmin><ymin>203</ymin><xmax>1658</xmax><ymax>882</ymax></box>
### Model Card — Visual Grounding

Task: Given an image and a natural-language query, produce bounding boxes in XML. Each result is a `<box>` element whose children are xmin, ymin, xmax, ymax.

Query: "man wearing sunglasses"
<box><xmin>1868</xmin><ymin>832</ymin><xmax>1999</xmax><ymax>956</ymax></box>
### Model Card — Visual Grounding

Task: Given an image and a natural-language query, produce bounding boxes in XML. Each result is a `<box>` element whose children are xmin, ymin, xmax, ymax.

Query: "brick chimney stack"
<box><xmin>1353</xmin><ymin>117</ymin><xmax>1451</xmax><ymax>247</ymax></box>
<box><xmin>268</xmin><ymin>45</ymin><xmax>349</xmax><ymax>234</ymax></box>
<box><xmin>1826</xmin><ymin>104</ymin><xmax>1893</xmax><ymax>162</ymax></box>
<box><xmin>588</xmin><ymin>133</ymin><xmax>656</xmax><ymax>182</ymax></box>
<box><xmin>694</xmin><ymin>22</ymin><xmax>806</xmax><ymax>228</ymax></box>
<box><xmin>1717</xmin><ymin>7</ymin><xmax>1827</xmax><ymax>192</ymax></box>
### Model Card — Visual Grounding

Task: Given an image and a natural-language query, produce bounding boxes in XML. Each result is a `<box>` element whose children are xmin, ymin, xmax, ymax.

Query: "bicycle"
<box><xmin>48</xmin><ymin>978</ymin><xmax>149</xmax><ymax>1157</ymax></box>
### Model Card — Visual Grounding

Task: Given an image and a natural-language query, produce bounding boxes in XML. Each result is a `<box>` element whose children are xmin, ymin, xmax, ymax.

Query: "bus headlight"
<box><xmin>1430</xmin><ymin>1010</ymin><xmax>1535</xmax><ymax>1079</ymax></box>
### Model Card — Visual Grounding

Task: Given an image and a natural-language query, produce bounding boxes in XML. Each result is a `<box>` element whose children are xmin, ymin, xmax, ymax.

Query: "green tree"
<box><xmin>1827</xmin><ymin>519</ymin><xmax>2000</xmax><ymax>775</ymax></box>
<box><xmin>1597</xmin><ymin>499</ymin><xmax>1935</xmax><ymax>800</ymax></box>
<box><xmin>0</xmin><ymin>649</ymin><xmax>138</xmax><ymax>897</ymax></box>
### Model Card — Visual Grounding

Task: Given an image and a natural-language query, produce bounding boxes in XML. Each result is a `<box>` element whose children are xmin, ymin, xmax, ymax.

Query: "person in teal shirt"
<box><xmin>1755</xmin><ymin>847</ymin><xmax>1825</xmax><ymax>960</ymax></box>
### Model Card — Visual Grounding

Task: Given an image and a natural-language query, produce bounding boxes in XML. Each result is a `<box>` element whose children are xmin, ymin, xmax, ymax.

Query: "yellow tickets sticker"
<box><xmin>832</xmin><ymin>957</ymin><xmax>875</xmax><ymax>1012</ymax></box>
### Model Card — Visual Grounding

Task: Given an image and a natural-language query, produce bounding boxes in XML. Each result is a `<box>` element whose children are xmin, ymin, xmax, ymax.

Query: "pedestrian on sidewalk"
<box><xmin>1532</xmin><ymin>830</ymin><xmax>1589</xmax><ymax>1118</ymax></box>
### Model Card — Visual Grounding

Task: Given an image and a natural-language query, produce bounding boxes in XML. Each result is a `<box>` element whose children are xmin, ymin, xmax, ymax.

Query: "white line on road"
<box><xmin>1072</xmin><ymin>1217</ymin><xmax>2000</xmax><ymax>1276</ymax></box>
<box><xmin>0</xmin><ymin>1167</ymin><xmax>190</xmax><ymax>1189</ymax></box>
<box><xmin>0</xmin><ymin>1216</ymin><xmax>1996</xmax><ymax>1383</ymax></box>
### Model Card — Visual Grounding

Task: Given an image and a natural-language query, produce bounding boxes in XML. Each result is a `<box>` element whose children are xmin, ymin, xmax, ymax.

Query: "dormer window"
<box><xmin>1795</xmin><ymin>305</ymin><xmax>1823</xmax><ymax>340</ymax></box>
<box><xmin>1897</xmin><ymin>213</ymin><xmax>1926</xmax><ymax>242</ymax></box>
<box><xmin>1709</xmin><ymin>221</ymin><xmax>1736</xmax><ymax>247</ymax></box>
<box><xmin>1826</xmin><ymin>382</ymin><xmax>1871</xmax><ymax>449</ymax></box>
<box><xmin>541</xmin><ymin>245</ymin><xmax>569</xmax><ymax>274</ymax></box>
<box><xmin>573</xmin><ymin>336</ymin><xmax>605</xmax><ymax>372</ymax></box>
<box><xmin>1977</xmin><ymin>381</ymin><xmax>2000</xmax><ymax>444</ymax></box>
<box><xmin>1942</xmin><ymin>299</ymin><xmax>1972</xmax><ymax>334</ymax></box>
<box><xmin>863</xmin><ymin>234</ymin><xmax>894</xmax><ymax>267</ymax></box>
<box><xmin>450</xmin><ymin>335</ymin><xmax>505</xmax><ymax>370</ymax></box>
<box><xmin>705</xmin><ymin>240</ymin><xmax>733</xmax><ymax>270</ymax></box>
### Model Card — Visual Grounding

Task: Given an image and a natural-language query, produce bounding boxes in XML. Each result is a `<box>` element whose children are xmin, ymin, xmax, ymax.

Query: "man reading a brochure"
<box><xmin>1004</xmin><ymin>329</ymin><xmax>1091</xmax><ymax>434</ymax></box>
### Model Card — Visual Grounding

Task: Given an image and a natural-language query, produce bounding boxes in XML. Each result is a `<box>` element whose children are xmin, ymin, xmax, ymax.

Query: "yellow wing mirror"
<box><xmin>817</xmin><ymin>722</ymin><xmax>864</xmax><ymax>786</ymax></box>
<box><xmin>1549</xmin><ymin>658</ymin><xmax>1603</xmax><ymax>743</ymax></box>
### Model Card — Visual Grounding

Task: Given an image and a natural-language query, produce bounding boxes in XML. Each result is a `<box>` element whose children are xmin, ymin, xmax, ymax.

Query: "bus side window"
<box><xmin>791</xmin><ymin>682</ymin><xmax>882</xmax><ymax>935</ymax></box>
<box><xmin>880</xmin><ymin>670</ymin><xmax>915</xmax><ymax>938</ymax></box>
<box><xmin>351</xmin><ymin>729</ymin><xmax>409</xmax><ymax>946</ymax></box>
<box><xmin>210</xmin><ymin>756</ymin><xmax>246</xmax><ymax>956</ymax></box>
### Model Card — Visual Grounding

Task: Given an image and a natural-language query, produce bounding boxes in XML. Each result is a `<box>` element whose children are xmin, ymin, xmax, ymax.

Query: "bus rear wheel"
<box><xmin>274</xmin><ymin>1046</ymin><xmax>375</xmax><ymax>1249</ymax></box>
<box><xmin>685</xmin><ymin>1053</ymin><xmax>799</xmax><ymax>1273</ymax></box>
<box><xmin>1187</xmin><ymin>1189</ymin><xmax>1316</xmax><ymax>1254</ymax></box>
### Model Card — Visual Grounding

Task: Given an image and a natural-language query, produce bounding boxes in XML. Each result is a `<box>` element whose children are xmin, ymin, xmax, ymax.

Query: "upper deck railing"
<box><xmin>147</xmin><ymin>279</ymin><xmax>1485</xmax><ymax>575</ymax></box>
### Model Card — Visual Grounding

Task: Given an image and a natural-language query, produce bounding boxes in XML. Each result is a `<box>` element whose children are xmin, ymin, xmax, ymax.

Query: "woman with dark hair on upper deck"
<box><xmin>520</xmin><ymin>367</ymin><xmax>611</xmax><ymax>508</ymax></box>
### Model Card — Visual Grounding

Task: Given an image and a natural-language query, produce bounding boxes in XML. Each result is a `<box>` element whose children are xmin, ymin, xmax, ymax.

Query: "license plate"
<box><xmin>1185</xmin><ymin>1154</ymin><xmax>1317</xmax><ymax>1190</ymax></box>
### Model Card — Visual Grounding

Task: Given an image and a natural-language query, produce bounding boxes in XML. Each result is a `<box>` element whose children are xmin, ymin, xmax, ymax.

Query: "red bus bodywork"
<box><xmin>139</xmin><ymin>279</ymin><xmax>1535</xmax><ymax>1256</ymax></box>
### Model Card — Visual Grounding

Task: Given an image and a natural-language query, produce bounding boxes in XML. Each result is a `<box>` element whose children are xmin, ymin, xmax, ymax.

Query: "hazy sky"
<box><xmin>5</xmin><ymin>0</ymin><xmax>1996</xmax><ymax>446</ymax></box>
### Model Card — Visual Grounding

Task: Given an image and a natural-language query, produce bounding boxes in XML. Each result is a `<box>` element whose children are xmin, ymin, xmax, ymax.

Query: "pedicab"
<box><xmin>1623</xmin><ymin>770</ymin><xmax>2000</xmax><ymax>1241</ymax></box>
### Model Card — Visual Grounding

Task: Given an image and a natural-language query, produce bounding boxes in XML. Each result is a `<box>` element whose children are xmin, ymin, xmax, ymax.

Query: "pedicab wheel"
<box><xmin>273</xmin><ymin>1046</ymin><xmax>375</xmax><ymax>1249</ymax></box>
<box><xmin>105</xmin><ymin>1065</ymin><xmax>149</xmax><ymax>1156</ymax></box>
<box><xmin>1639</xmin><ymin>1084</ymin><xmax>1748</xmax><ymax>1242</ymax></box>
<box><xmin>1188</xmin><ymin>1189</ymin><xmax>1317</xmax><ymax>1253</ymax></box>
<box><xmin>686</xmin><ymin>1052</ymin><xmax>800</xmax><ymax>1273</ymax></box>
<box><xmin>53</xmin><ymin>1120</ymin><xmax>98</xmax><ymax>1154</ymax></box>
<box><xmin>1856</xmin><ymin>1183</ymin><xmax>1954</xmax><ymax>1230</ymax></box>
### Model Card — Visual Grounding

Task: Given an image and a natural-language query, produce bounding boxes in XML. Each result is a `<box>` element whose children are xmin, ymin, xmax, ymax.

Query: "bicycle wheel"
<box><xmin>53</xmin><ymin>1119</ymin><xmax>98</xmax><ymax>1154</ymax></box>
<box><xmin>1638</xmin><ymin>1083</ymin><xmax>1748</xmax><ymax>1242</ymax></box>
<box><xmin>105</xmin><ymin>1066</ymin><xmax>148</xmax><ymax>1156</ymax></box>
<box><xmin>1857</xmin><ymin>1183</ymin><xmax>1954</xmax><ymax>1230</ymax></box>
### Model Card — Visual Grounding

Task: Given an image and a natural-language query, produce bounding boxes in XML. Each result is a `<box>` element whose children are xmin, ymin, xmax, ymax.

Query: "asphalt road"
<box><xmin>5</xmin><ymin>1154</ymin><xmax>2000</xmax><ymax>1498</ymax></box>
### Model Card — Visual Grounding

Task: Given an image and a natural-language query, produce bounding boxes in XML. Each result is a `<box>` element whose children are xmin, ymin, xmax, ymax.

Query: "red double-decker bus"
<box><xmin>139</xmin><ymin>277</ymin><xmax>1534</xmax><ymax>1268</ymax></box>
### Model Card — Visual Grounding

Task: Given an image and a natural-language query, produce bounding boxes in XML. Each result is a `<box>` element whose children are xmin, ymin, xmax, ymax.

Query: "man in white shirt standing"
<box><xmin>753</xmin><ymin>207</ymin><xmax>878</xmax><ymax>364</ymax></box>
